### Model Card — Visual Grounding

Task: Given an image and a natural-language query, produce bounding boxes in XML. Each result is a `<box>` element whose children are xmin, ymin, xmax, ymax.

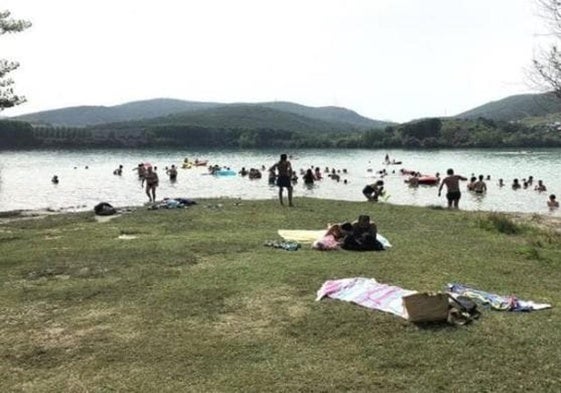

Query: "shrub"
<box><xmin>479</xmin><ymin>213</ymin><xmax>522</xmax><ymax>235</ymax></box>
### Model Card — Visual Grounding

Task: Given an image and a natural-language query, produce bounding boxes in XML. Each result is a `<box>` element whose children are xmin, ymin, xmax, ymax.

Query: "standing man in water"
<box><xmin>142</xmin><ymin>166</ymin><xmax>159</xmax><ymax>203</ymax></box>
<box><xmin>270</xmin><ymin>153</ymin><xmax>294</xmax><ymax>207</ymax></box>
<box><xmin>438</xmin><ymin>168</ymin><xmax>467</xmax><ymax>209</ymax></box>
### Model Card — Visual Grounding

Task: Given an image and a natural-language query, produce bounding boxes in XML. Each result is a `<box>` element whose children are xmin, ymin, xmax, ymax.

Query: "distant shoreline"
<box><xmin>1</xmin><ymin>198</ymin><xmax>559</xmax><ymax>233</ymax></box>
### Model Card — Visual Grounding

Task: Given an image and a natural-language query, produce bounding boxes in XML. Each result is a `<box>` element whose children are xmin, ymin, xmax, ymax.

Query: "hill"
<box><xmin>260</xmin><ymin>101</ymin><xmax>389</xmax><ymax>129</ymax></box>
<box><xmin>11</xmin><ymin>98</ymin><xmax>391</xmax><ymax>130</ymax></box>
<box><xmin>133</xmin><ymin>103</ymin><xmax>390</xmax><ymax>133</ymax></box>
<box><xmin>12</xmin><ymin>98</ymin><xmax>221</xmax><ymax>127</ymax></box>
<box><xmin>455</xmin><ymin>92</ymin><xmax>561</xmax><ymax>121</ymax></box>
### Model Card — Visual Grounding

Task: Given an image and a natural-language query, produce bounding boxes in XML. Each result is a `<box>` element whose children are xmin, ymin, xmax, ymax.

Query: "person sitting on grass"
<box><xmin>341</xmin><ymin>215</ymin><xmax>384</xmax><ymax>251</ymax></box>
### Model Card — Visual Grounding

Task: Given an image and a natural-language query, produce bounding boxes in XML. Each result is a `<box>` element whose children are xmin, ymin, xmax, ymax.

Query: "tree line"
<box><xmin>2</xmin><ymin>117</ymin><xmax>561</xmax><ymax>150</ymax></box>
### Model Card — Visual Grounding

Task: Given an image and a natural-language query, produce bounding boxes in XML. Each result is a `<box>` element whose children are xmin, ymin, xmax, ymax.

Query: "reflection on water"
<box><xmin>0</xmin><ymin>148</ymin><xmax>559</xmax><ymax>216</ymax></box>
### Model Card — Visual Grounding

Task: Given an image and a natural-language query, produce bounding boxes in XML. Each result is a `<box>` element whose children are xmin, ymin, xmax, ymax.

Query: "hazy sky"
<box><xmin>1</xmin><ymin>0</ymin><xmax>549</xmax><ymax>122</ymax></box>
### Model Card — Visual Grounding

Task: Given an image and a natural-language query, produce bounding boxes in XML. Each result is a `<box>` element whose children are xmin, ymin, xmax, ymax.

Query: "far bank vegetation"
<box><xmin>2</xmin><ymin>116</ymin><xmax>561</xmax><ymax>149</ymax></box>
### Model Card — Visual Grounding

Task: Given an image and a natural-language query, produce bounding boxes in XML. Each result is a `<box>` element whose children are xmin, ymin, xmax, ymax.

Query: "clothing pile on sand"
<box><xmin>149</xmin><ymin>198</ymin><xmax>197</xmax><ymax>209</ymax></box>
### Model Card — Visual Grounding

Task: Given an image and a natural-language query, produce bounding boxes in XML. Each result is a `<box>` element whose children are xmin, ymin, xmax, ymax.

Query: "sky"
<box><xmin>1</xmin><ymin>0</ymin><xmax>550</xmax><ymax>122</ymax></box>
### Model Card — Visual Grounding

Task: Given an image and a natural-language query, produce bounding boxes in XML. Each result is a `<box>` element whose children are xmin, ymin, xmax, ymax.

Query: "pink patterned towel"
<box><xmin>316</xmin><ymin>277</ymin><xmax>417</xmax><ymax>319</ymax></box>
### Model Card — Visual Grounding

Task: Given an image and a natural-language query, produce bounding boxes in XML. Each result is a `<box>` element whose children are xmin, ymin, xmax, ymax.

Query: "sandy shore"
<box><xmin>509</xmin><ymin>212</ymin><xmax>561</xmax><ymax>233</ymax></box>
<box><xmin>0</xmin><ymin>206</ymin><xmax>134</xmax><ymax>224</ymax></box>
<box><xmin>0</xmin><ymin>202</ymin><xmax>560</xmax><ymax>232</ymax></box>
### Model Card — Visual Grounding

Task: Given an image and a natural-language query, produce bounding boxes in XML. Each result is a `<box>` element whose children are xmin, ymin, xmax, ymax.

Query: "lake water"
<box><xmin>0</xmin><ymin>148</ymin><xmax>559</xmax><ymax>216</ymax></box>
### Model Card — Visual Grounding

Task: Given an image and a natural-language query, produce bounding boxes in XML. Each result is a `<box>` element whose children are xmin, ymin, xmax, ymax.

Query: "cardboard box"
<box><xmin>403</xmin><ymin>292</ymin><xmax>449</xmax><ymax>322</ymax></box>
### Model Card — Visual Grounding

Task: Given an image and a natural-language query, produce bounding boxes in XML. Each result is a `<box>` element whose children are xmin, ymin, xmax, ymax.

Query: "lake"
<box><xmin>0</xmin><ymin>148</ymin><xmax>559</xmax><ymax>216</ymax></box>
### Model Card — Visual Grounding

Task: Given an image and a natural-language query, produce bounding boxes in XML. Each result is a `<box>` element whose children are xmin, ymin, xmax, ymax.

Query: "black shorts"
<box><xmin>447</xmin><ymin>190</ymin><xmax>461</xmax><ymax>201</ymax></box>
<box><xmin>363</xmin><ymin>185</ymin><xmax>375</xmax><ymax>195</ymax></box>
<box><xmin>276</xmin><ymin>175</ymin><xmax>292</xmax><ymax>188</ymax></box>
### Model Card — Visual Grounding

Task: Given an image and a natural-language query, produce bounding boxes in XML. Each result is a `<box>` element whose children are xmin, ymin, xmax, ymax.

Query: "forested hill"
<box><xmin>259</xmin><ymin>102</ymin><xmax>388</xmax><ymax>129</ymax></box>
<box><xmin>12</xmin><ymin>99</ymin><xmax>221</xmax><ymax>127</ymax></box>
<box><xmin>11</xmin><ymin>98</ymin><xmax>390</xmax><ymax>130</ymax></box>
<box><xmin>455</xmin><ymin>92</ymin><xmax>561</xmax><ymax>121</ymax></box>
<box><xmin>125</xmin><ymin>103</ymin><xmax>390</xmax><ymax>133</ymax></box>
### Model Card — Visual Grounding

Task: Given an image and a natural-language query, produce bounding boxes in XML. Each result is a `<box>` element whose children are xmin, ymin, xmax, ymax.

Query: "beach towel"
<box><xmin>446</xmin><ymin>283</ymin><xmax>551</xmax><ymax>311</ymax></box>
<box><xmin>278</xmin><ymin>230</ymin><xmax>325</xmax><ymax>243</ymax></box>
<box><xmin>316</xmin><ymin>277</ymin><xmax>417</xmax><ymax>318</ymax></box>
<box><xmin>278</xmin><ymin>230</ymin><xmax>392</xmax><ymax>249</ymax></box>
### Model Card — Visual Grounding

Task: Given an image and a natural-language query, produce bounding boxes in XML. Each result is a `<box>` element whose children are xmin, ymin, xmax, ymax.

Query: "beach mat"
<box><xmin>277</xmin><ymin>230</ymin><xmax>326</xmax><ymax>243</ymax></box>
<box><xmin>278</xmin><ymin>229</ymin><xmax>392</xmax><ymax>248</ymax></box>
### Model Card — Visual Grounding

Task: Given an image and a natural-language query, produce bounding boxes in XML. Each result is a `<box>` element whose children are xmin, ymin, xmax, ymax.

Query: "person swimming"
<box><xmin>473</xmin><ymin>175</ymin><xmax>487</xmax><ymax>194</ymax></box>
<box><xmin>268</xmin><ymin>168</ymin><xmax>276</xmax><ymax>185</ymax></box>
<box><xmin>535</xmin><ymin>180</ymin><xmax>547</xmax><ymax>192</ymax></box>
<box><xmin>167</xmin><ymin>165</ymin><xmax>177</xmax><ymax>181</ymax></box>
<box><xmin>303</xmin><ymin>169</ymin><xmax>315</xmax><ymax>185</ymax></box>
<box><xmin>467</xmin><ymin>176</ymin><xmax>477</xmax><ymax>191</ymax></box>
<box><xmin>547</xmin><ymin>194</ymin><xmax>559</xmax><ymax>208</ymax></box>
<box><xmin>314</xmin><ymin>167</ymin><xmax>322</xmax><ymax>180</ymax></box>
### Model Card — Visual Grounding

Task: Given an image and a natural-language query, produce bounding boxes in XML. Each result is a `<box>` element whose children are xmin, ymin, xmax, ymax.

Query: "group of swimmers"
<box><xmin>503</xmin><ymin>176</ymin><xmax>547</xmax><ymax>191</ymax></box>
<box><xmin>436</xmin><ymin>169</ymin><xmax>558</xmax><ymax>209</ymax></box>
<box><xmin>53</xmin><ymin>153</ymin><xmax>558</xmax><ymax>211</ymax></box>
<box><xmin>497</xmin><ymin>176</ymin><xmax>557</xmax><ymax>208</ymax></box>
<box><xmin>300</xmin><ymin>166</ymin><xmax>349</xmax><ymax>186</ymax></box>
<box><xmin>51</xmin><ymin>165</ymin><xmax>90</xmax><ymax>183</ymax></box>
<box><xmin>365</xmin><ymin>153</ymin><xmax>559</xmax><ymax>211</ymax></box>
<box><xmin>239</xmin><ymin>167</ymin><xmax>263</xmax><ymax>179</ymax></box>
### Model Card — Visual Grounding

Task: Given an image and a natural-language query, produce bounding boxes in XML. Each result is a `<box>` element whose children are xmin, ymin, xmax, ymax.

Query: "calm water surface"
<box><xmin>0</xmin><ymin>148</ymin><xmax>559</xmax><ymax>216</ymax></box>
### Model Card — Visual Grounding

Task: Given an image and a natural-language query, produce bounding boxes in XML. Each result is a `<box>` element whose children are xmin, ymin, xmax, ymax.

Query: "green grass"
<box><xmin>1</xmin><ymin>198</ymin><xmax>561</xmax><ymax>392</ymax></box>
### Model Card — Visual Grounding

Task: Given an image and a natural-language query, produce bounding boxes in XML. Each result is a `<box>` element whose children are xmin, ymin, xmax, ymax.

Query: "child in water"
<box><xmin>548</xmin><ymin>194</ymin><xmax>559</xmax><ymax>208</ymax></box>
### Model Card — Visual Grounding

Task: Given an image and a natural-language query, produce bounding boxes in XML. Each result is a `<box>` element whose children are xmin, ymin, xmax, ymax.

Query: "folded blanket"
<box><xmin>316</xmin><ymin>277</ymin><xmax>416</xmax><ymax>319</ymax></box>
<box><xmin>278</xmin><ymin>229</ymin><xmax>392</xmax><ymax>248</ymax></box>
<box><xmin>447</xmin><ymin>283</ymin><xmax>551</xmax><ymax>311</ymax></box>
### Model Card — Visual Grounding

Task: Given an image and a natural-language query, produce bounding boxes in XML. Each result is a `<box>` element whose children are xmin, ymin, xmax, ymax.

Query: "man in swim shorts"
<box><xmin>438</xmin><ymin>168</ymin><xmax>467</xmax><ymax>209</ymax></box>
<box><xmin>270</xmin><ymin>153</ymin><xmax>294</xmax><ymax>207</ymax></box>
<box><xmin>142</xmin><ymin>166</ymin><xmax>159</xmax><ymax>202</ymax></box>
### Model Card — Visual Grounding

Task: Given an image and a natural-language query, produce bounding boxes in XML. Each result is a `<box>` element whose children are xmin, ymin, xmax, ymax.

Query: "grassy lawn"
<box><xmin>1</xmin><ymin>198</ymin><xmax>560</xmax><ymax>392</ymax></box>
